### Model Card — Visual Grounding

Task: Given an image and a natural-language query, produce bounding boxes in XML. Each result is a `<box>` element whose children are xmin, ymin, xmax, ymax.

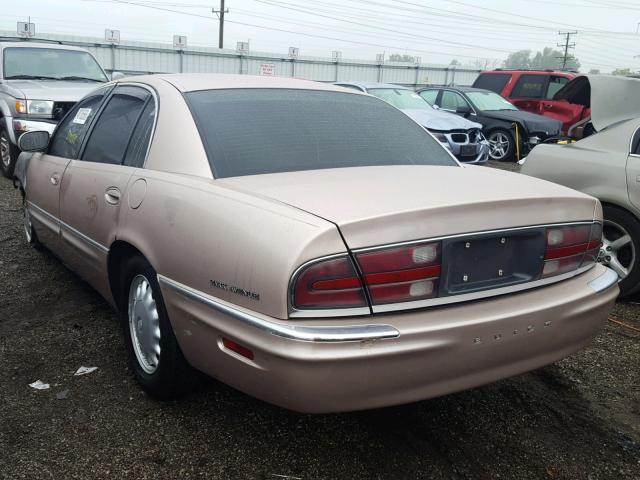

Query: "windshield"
<box><xmin>186</xmin><ymin>89</ymin><xmax>456</xmax><ymax>178</ymax></box>
<box><xmin>368</xmin><ymin>88</ymin><xmax>432</xmax><ymax>110</ymax></box>
<box><xmin>466</xmin><ymin>91</ymin><xmax>518</xmax><ymax>111</ymax></box>
<box><xmin>3</xmin><ymin>47</ymin><xmax>108</xmax><ymax>82</ymax></box>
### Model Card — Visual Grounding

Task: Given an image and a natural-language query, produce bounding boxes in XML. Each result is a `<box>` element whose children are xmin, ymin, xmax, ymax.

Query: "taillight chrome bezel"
<box><xmin>288</xmin><ymin>221</ymin><xmax>602</xmax><ymax>318</ymax></box>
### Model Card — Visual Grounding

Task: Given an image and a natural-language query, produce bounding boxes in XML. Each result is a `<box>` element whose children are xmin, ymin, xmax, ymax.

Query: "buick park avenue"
<box><xmin>14</xmin><ymin>74</ymin><xmax>617</xmax><ymax>413</ymax></box>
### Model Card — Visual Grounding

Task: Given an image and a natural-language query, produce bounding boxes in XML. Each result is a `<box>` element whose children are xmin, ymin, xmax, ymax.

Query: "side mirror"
<box><xmin>432</xmin><ymin>104</ymin><xmax>440</xmax><ymax>110</ymax></box>
<box><xmin>111</xmin><ymin>71</ymin><xmax>126</xmax><ymax>80</ymax></box>
<box><xmin>456</xmin><ymin>105</ymin><xmax>472</xmax><ymax>116</ymax></box>
<box><xmin>18</xmin><ymin>131</ymin><xmax>50</xmax><ymax>152</ymax></box>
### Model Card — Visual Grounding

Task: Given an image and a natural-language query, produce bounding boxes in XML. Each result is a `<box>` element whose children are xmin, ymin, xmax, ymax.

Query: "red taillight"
<box><xmin>356</xmin><ymin>242</ymin><xmax>441</xmax><ymax>305</ymax></box>
<box><xmin>292</xmin><ymin>256</ymin><xmax>367</xmax><ymax>309</ymax></box>
<box><xmin>542</xmin><ymin>224</ymin><xmax>601</xmax><ymax>278</ymax></box>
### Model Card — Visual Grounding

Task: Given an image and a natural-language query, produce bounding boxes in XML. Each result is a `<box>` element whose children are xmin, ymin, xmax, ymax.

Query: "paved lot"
<box><xmin>0</xmin><ymin>163</ymin><xmax>639</xmax><ymax>480</ymax></box>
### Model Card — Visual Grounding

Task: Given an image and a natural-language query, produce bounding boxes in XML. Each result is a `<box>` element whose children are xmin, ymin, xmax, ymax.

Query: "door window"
<box><xmin>48</xmin><ymin>88</ymin><xmax>110</xmax><ymax>159</ymax></box>
<box><xmin>418</xmin><ymin>89</ymin><xmax>439</xmax><ymax>105</ymax></box>
<box><xmin>546</xmin><ymin>76</ymin><xmax>570</xmax><ymax>99</ymax></box>
<box><xmin>82</xmin><ymin>86</ymin><xmax>151</xmax><ymax>165</ymax></box>
<box><xmin>441</xmin><ymin>91</ymin><xmax>469</xmax><ymax>111</ymax></box>
<box><xmin>123</xmin><ymin>100</ymin><xmax>156</xmax><ymax>168</ymax></box>
<box><xmin>511</xmin><ymin>75</ymin><xmax>547</xmax><ymax>99</ymax></box>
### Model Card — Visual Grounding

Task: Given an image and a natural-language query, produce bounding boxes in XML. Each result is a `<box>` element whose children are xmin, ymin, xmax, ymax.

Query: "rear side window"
<box><xmin>511</xmin><ymin>75</ymin><xmax>547</xmax><ymax>99</ymax></box>
<box><xmin>186</xmin><ymin>89</ymin><xmax>457</xmax><ymax>178</ymax></box>
<box><xmin>48</xmin><ymin>89</ymin><xmax>109</xmax><ymax>159</ymax></box>
<box><xmin>419</xmin><ymin>90</ymin><xmax>439</xmax><ymax>105</ymax></box>
<box><xmin>82</xmin><ymin>86</ymin><xmax>150</xmax><ymax>165</ymax></box>
<box><xmin>123</xmin><ymin>101</ymin><xmax>156</xmax><ymax>167</ymax></box>
<box><xmin>472</xmin><ymin>73</ymin><xmax>511</xmax><ymax>94</ymax></box>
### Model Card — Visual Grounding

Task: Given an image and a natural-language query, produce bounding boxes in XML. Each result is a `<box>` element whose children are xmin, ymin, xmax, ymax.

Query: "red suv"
<box><xmin>472</xmin><ymin>70</ymin><xmax>586</xmax><ymax>134</ymax></box>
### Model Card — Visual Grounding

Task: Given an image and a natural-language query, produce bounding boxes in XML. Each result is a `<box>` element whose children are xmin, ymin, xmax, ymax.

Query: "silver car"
<box><xmin>335</xmin><ymin>82</ymin><xmax>490</xmax><ymax>163</ymax></box>
<box><xmin>521</xmin><ymin>76</ymin><xmax>640</xmax><ymax>296</ymax></box>
<box><xmin>0</xmin><ymin>40</ymin><xmax>109</xmax><ymax>178</ymax></box>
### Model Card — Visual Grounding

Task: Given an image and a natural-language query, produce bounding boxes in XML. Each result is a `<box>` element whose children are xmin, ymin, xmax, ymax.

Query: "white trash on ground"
<box><xmin>28</xmin><ymin>380</ymin><xmax>50</xmax><ymax>390</ymax></box>
<box><xmin>74</xmin><ymin>366</ymin><xmax>98</xmax><ymax>376</ymax></box>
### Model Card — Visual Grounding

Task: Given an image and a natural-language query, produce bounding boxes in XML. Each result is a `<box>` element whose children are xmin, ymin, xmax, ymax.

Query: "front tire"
<box><xmin>120</xmin><ymin>255</ymin><xmax>193</xmax><ymax>398</ymax></box>
<box><xmin>601</xmin><ymin>205</ymin><xmax>640</xmax><ymax>298</ymax></box>
<box><xmin>487</xmin><ymin>128</ymin><xmax>515</xmax><ymax>161</ymax></box>
<box><xmin>0</xmin><ymin>126</ymin><xmax>18</xmax><ymax>179</ymax></box>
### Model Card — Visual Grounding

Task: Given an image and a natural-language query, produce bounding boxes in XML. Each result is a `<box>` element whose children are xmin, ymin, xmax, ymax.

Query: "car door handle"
<box><xmin>50</xmin><ymin>174</ymin><xmax>60</xmax><ymax>185</ymax></box>
<box><xmin>104</xmin><ymin>187</ymin><xmax>121</xmax><ymax>205</ymax></box>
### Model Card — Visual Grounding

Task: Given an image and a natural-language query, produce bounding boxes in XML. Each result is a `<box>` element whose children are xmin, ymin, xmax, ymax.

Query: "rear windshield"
<box><xmin>472</xmin><ymin>73</ymin><xmax>511</xmax><ymax>94</ymax></box>
<box><xmin>186</xmin><ymin>89</ymin><xmax>457</xmax><ymax>178</ymax></box>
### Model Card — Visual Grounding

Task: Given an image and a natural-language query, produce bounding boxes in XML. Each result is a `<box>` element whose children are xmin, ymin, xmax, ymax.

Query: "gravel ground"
<box><xmin>0</xmin><ymin>163</ymin><xmax>639</xmax><ymax>480</ymax></box>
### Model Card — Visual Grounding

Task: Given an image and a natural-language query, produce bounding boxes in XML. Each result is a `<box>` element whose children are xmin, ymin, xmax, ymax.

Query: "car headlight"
<box><xmin>15</xmin><ymin>99</ymin><xmax>54</xmax><ymax>115</ymax></box>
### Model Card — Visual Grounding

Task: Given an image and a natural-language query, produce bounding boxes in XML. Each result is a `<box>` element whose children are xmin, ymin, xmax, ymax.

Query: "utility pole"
<box><xmin>557</xmin><ymin>31</ymin><xmax>577</xmax><ymax>71</ymax></box>
<box><xmin>213</xmin><ymin>0</ymin><xmax>229</xmax><ymax>49</ymax></box>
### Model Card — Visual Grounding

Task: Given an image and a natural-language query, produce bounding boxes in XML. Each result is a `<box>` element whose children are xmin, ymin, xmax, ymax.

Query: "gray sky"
<box><xmin>3</xmin><ymin>0</ymin><xmax>640</xmax><ymax>72</ymax></box>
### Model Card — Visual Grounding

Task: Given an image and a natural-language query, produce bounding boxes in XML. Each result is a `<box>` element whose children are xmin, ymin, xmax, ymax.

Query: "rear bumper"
<box><xmin>160</xmin><ymin>264</ymin><xmax>617</xmax><ymax>413</ymax></box>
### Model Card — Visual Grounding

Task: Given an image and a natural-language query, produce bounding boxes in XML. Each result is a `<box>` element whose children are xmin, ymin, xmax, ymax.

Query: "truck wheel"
<box><xmin>0</xmin><ymin>126</ymin><xmax>18</xmax><ymax>178</ymax></box>
<box><xmin>487</xmin><ymin>129</ymin><xmax>515</xmax><ymax>161</ymax></box>
<box><xmin>120</xmin><ymin>255</ymin><xmax>194</xmax><ymax>398</ymax></box>
<box><xmin>601</xmin><ymin>205</ymin><xmax>640</xmax><ymax>298</ymax></box>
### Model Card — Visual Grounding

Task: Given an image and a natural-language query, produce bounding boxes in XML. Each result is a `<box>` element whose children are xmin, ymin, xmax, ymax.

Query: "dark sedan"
<box><xmin>417</xmin><ymin>86</ymin><xmax>563</xmax><ymax>161</ymax></box>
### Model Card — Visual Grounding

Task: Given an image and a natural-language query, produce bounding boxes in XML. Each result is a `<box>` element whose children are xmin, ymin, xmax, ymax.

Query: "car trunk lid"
<box><xmin>217</xmin><ymin>165</ymin><xmax>597</xmax><ymax>250</ymax></box>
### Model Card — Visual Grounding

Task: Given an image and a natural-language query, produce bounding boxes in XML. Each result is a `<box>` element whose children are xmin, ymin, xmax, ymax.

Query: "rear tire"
<box><xmin>601</xmin><ymin>205</ymin><xmax>640</xmax><ymax>298</ymax></box>
<box><xmin>119</xmin><ymin>255</ymin><xmax>194</xmax><ymax>398</ymax></box>
<box><xmin>0</xmin><ymin>126</ymin><xmax>18</xmax><ymax>179</ymax></box>
<box><xmin>487</xmin><ymin>128</ymin><xmax>516</xmax><ymax>162</ymax></box>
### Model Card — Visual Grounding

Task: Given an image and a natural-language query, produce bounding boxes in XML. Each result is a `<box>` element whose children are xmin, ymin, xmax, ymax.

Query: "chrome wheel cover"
<box><xmin>128</xmin><ymin>275</ymin><xmax>161</xmax><ymax>374</ymax></box>
<box><xmin>23</xmin><ymin>202</ymin><xmax>33</xmax><ymax>243</ymax></box>
<box><xmin>599</xmin><ymin>219</ymin><xmax>635</xmax><ymax>281</ymax></box>
<box><xmin>0</xmin><ymin>132</ymin><xmax>10</xmax><ymax>169</ymax></box>
<box><xmin>488</xmin><ymin>131</ymin><xmax>510</xmax><ymax>160</ymax></box>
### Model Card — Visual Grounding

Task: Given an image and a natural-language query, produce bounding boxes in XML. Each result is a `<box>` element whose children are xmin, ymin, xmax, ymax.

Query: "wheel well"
<box><xmin>108</xmin><ymin>240</ymin><xmax>144</xmax><ymax>311</ymax></box>
<box><xmin>600</xmin><ymin>201</ymin><xmax>639</xmax><ymax>221</ymax></box>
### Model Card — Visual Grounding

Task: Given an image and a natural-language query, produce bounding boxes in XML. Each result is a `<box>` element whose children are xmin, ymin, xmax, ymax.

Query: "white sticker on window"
<box><xmin>73</xmin><ymin>108</ymin><xmax>92</xmax><ymax>125</ymax></box>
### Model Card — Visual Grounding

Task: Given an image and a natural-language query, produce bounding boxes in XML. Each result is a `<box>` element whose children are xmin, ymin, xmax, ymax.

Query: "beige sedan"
<box><xmin>15</xmin><ymin>74</ymin><xmax>617</xmax><ymax>413</ymax></box>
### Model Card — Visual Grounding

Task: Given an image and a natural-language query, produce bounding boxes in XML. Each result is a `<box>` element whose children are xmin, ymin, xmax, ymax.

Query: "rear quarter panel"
<box><xmin>116</xmin><ymin>170</ymin><xmax>346</xmax><ymax>319</ymax></box>
<box><xmin>522</xmin><ymin>125</ymin><xmax>635</xmax><ymax>216</ymax></box>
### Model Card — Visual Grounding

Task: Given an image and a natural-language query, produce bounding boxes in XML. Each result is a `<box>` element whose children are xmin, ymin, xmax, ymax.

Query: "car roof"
<box><xmin>420</xmin><ymin>86</ymin><xmax>490</xmax><ymax>94</ymax></box>
<box><xmin>334</xmin><ymin>81</ymin><xmax>410</xmax><ymax>91</ymax></box>
<box><xmin>128</xmin><ymin>73</ymin><xmax>366</xmax><ymax>93</ymax></box>
<box><xmin>479</xmin><ymin>69</ymin><xmax>575</xmax><ymax>76</ymax></box>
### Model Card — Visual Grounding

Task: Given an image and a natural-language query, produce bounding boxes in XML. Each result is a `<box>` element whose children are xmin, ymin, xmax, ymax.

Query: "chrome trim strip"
<box><xmin>158</xmin><ymin>275</ymin><xmax>399</xmax><ymax>342</ymax></box>
<box><xmin>588</xmin><ymin>267</ymin><xmax>618</xmax><ymax>293</ymax></box>
<box><xmin>27</xmin><ymin>201</ymin><xmax>61</xmax><ymax>234</ymax></box>
<box><xmin>27</xmin><ymin>201</ymin><xmax>109</xmax><ymax>254</ymax></box>
<box><xmin>61</xmin><ymin>221</ymin><xmax>109</xmax><ymax>254</ymax></box>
